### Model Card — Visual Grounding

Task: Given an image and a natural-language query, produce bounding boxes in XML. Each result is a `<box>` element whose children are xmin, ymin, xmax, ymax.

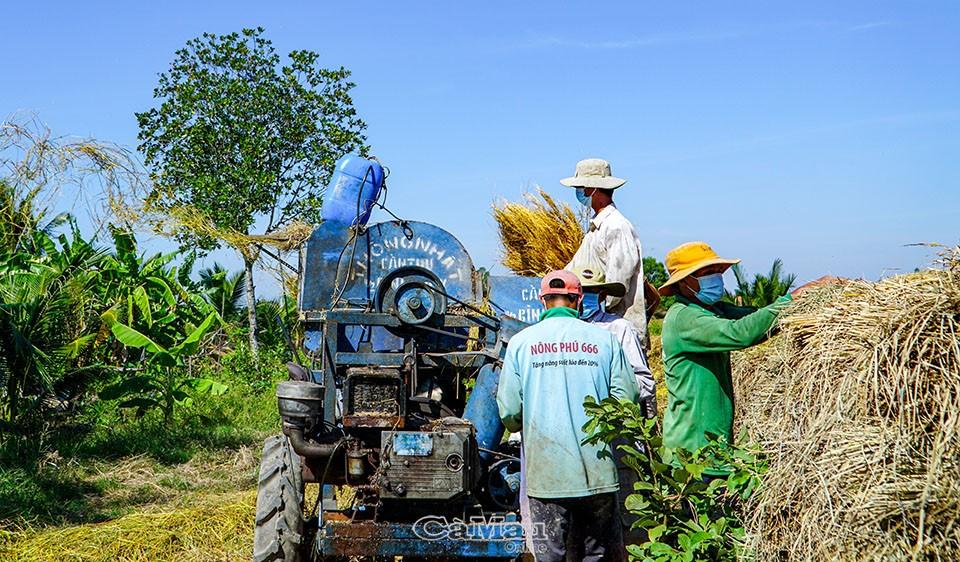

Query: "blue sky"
<box><xmin>3</xmin><ymin>1</ymin><xmax>958</xmax><ymax>296</ymax></box>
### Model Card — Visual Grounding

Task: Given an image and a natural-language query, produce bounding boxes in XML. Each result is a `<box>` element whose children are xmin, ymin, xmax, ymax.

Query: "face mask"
<box><xmin>575</xmin><ymin>188</ymin><xmax>592</xmax><ymax>206</ymax></box>
<box><xmin>695</xmin><ymin>273</ymin><xmax>725</xmax><ymax>305</ymax></box>
<box><xmin>579</xmin><ymin>292</ymin><xmax>603</xmax><ymax>319</ymax></box>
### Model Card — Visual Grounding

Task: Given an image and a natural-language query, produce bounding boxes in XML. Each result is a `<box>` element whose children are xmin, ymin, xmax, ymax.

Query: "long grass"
<box><xmin>0</xmin><ymin>344</ymin><xmax>284</xmax><ymax>561</ymax></box>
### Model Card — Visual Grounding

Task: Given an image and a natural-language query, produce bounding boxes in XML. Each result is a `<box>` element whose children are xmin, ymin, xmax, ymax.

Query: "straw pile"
<box><xmin>733</xmin><ymin>248</ymin><xmax>960</xmax><ymax>560</ymax></box>
<box><xmin>153</xmin><ymin>203</ymin><xmax>314</xmax><ymax>261</ymax></box>
<box><xmin>492</xmin><ymin>189</ymin><xmax>583</xmax><ymax>276</ymax></box>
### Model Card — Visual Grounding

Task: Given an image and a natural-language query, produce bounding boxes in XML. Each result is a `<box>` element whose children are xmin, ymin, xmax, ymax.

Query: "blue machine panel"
<box><xmin>487</xmin><ymin>274</ymin><xmax>543</xmax><ymax>324</ymax></box>
<box><xmin>301</xmin><ymin>220</ymin><xmax>478</xmax><ymax>312</ymax></box>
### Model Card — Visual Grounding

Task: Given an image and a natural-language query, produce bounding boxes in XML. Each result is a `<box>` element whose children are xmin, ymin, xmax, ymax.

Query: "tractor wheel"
<box><xmin>254</xmin><ymin>434</ymin><xmax>306</xmax><ymax>562</ymax></box>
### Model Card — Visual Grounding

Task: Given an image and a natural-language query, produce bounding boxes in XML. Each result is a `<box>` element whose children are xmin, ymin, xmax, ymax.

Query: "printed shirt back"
<box><xmin>496</xmin><ymin>308</ymin><xmax>639</xmax><ymax>498</ymax></box>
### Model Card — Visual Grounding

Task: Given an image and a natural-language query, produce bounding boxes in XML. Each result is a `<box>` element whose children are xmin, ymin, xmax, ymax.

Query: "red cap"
<box><xmin>540</xmin><ymin>270</ymin><xmax>583</xmax><ymax>298</ymax></box>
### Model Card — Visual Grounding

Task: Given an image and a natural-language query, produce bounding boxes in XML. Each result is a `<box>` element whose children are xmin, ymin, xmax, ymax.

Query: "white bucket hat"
<box><xmin>559</xmin><ymin>158</ymin><xmax>626</xmax><ymax>189</ymax></box>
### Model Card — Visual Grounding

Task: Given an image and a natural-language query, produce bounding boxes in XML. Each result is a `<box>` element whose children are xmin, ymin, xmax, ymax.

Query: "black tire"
<box><xmin>254</xmin><ymin>434</ymin><xmax>306</xmax><ymax>562</ymax></box>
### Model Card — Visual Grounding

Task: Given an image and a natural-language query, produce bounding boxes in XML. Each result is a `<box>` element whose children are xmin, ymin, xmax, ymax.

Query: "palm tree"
<box><xmin>728</xmin><ymin>259</ymin><xmax>797</xmax><ymax>308</ymax></box>
<box><xmin>199</xmin><ymin>264</ymin><xmax>245</xmax><ymax>322</ymax></box>
<box><xmin>0</xmin><ymin>228</ymin><xmax>107</xmax><ymax>425</ymax></box>
<box><xmin>0</xmin><ymin>120</ymin><xmax>173</xmax><ymax>428</ymax></box>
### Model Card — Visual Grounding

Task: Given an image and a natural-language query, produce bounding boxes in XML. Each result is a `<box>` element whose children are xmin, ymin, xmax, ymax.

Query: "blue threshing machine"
<box><xmin>253</xmin><ymin>156</ymin><xmax>544</xmax><ymax>561</ymax></box>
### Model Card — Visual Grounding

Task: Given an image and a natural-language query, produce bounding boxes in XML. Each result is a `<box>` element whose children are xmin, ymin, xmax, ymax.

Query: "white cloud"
<box><xmin>501</xmin><ymin>20</ymin><xmax>898</xmax><ymax>53</ymax></box>
<box><xmin>849</xmin><ymin>21</ymin><xmax>894</xmax><ymax>32</ymax></box>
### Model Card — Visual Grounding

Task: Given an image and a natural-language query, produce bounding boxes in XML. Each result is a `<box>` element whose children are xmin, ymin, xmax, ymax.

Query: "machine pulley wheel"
<box><xmin>375</xmin><ymin>266</ymin><xmax>447</xmax><ymax>325</ymax></box>
<box><xmin>483</xmin><ymin>458</ymin><xmax>522</xmax><ymax>511</ymax></box>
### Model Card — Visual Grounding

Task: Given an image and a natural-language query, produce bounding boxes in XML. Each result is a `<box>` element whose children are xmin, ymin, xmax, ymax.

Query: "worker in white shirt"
<box><xmin>574</xmin><ymin>265</ymin><xmax>655</xmax><ymax>552</ymax></box>
<box><xmin>562</xmin><ymin>158</ymin><xmax>659</xmax><ymax>339</ymax></box>
<box><xmin>574</xmin><ymin>265</ymin><xmax>656</xmax><ymax>416</ymax></box>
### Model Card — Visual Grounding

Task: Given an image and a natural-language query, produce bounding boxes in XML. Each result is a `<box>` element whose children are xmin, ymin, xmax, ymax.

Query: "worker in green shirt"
<box><xmin>657</xmin><ymin>241</ymin><xmax>830</xmax><ymax>475</ymax></box>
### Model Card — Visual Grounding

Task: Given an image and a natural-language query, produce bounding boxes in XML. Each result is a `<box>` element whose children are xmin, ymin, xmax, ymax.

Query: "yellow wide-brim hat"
<box><xmin>658</xmin><ymin>242</ymin><xmax>740</xmax><ymax>296</ymax></box>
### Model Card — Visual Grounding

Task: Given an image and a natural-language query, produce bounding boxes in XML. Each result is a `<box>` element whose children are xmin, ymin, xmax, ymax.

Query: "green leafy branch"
<box><xmin>582</xmin><ymin>397</ymin><xmax>766</xmax><ymax>562</ymax></box>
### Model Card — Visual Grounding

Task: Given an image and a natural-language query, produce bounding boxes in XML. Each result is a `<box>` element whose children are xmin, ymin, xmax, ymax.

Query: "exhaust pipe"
<box><xmin>277</xmin><ymin>380</ymin><xmax>340</xmax><ymax>458</ymax></box>
<box><xmin>285</xmin><ymin>425</ymin><xmax>341</xmax><ymax>459</ymax></box>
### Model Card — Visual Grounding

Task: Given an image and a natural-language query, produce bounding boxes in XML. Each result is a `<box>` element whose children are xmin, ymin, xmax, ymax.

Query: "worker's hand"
<box><xmin>643</xmin><ymin>280</ymin><xmax>661</xmax><ymax>318</ymax></box>
<box><xmin>791</xmin><ymin>275</ymin><xmax>843</xmax><ymax>298</ymax></box>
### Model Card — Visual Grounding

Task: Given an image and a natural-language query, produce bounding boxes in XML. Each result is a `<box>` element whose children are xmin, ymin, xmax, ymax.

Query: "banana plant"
<box><xmin>99</xmin><ymin>309</ymin><xmax>227</xmax><ymax>424</ymax></box>
<box><xmin>99</xmin><ymin>229</ymin><xmax>185</xmax><ymax>339</ymax></box>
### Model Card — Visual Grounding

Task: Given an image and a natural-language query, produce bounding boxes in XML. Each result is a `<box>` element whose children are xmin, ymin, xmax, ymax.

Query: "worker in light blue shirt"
<box><xmin>497</xmin><ymin>269</ymin><xmax>640</xmax><ymax>562</ymax></box>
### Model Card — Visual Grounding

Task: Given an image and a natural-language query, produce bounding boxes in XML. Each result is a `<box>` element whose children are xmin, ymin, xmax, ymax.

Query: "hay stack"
<box><xmin>734</xmin><ymin>249</ymin><xmax>960</xmax><ymax>560</ymax></box>
<box><xmin>492</xmin><ymin>189</ymin><xmax>583</xmax><ymax>275</ymax></box>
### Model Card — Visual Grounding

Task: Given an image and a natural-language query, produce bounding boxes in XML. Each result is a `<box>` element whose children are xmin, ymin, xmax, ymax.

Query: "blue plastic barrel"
<box><xmin>463</xmin><ymin>363</ymin><xmax>506</xmax><ymax>465</ymax></box>
<box><xmin>321</xmin><ymin>155</ymin><xmax>385</xmax><ymax>227</ymax></box>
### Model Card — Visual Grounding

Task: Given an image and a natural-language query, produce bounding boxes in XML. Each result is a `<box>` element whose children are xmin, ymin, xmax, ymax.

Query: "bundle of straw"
<box><xmin>492</xmin><ymin>189</ymin><xmax>583</xmax><ymax>275</ymax></box>
<box><xmin>733</xmin><ymin>248</ymin><xmax>960</xmax><ymax>560</ymax></box>
<box><xmin>152</xmin><ymin>203</ymin><xmax>314</xmax><ymax>261</ymax></box>
<box><xmin>492</xmin><ymin>189</ymin><xmax>662</xmax><ymax>317</ymax></box>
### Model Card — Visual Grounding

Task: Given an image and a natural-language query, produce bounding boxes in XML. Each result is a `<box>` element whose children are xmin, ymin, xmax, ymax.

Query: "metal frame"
<box><xmin>307</xmin><ymin>308</ymin><xmax>524</xmax><ymax>559</ymax></box>
<box><xmin>295</xmin><ymin>216</ymin><xmax>539</xmax><ymax>559</ymax></box>
<box><xmin>314</xmin><ymin>309</ymin><xmax>493</xmax><ymax>428</ymax></box>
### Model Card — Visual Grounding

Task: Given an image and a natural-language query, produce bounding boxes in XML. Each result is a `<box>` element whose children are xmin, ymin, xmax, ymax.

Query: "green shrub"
<box><xmin>99</xmin><ymin>311</ymin><xmax>227</xmax><ymax>424</ymax></box>
<box><xmin>216</xmin><ymin>338</ymin><xmax>288</xmax><ymax>394</ymax></box>
<box><xmin>582</xmin><ymin>397</ymin><xmax>766</xmax><ymax>562</ymax></box>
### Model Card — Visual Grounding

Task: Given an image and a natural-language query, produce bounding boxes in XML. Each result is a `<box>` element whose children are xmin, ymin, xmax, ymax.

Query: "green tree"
<box><xmin>644</xmin><ymin>256</ymin><xmax>674</xmax><ymax>312</ymax></box>
<box><xmin>643</xmin><ymin>256</ymin><xmax>668</xmax><ymax>288</ymax></box>
<box><xmin>0</xmin><ymin>178</ymin><xmax>60</xmax><ymax>254</ymax></box>
<box><xmin>727</xmin><ymin>259</ymin><xmax>797</xmax><ymax>308</ymax></box>
<box><xmin>136</xmin><ymin>27</ymin><xmax>368</xmax><ymax>354</ymax></box>
<box><xmin>254</xmin><ymin>295</ymin><xmax>300</xmax><ymax>355</ymax></box>
<box><xmin>0</xmin><ymin>120</ymin><xmax>141</xmax><ymax>429</ymax></box>
<box><xmin>199</xmin><ymin>264</ymin><xmax>245</xmax><ymax>322</ymax></box>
